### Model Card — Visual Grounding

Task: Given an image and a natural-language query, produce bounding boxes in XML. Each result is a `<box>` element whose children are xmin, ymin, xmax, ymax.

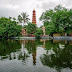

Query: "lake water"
<box><xmin>0</xmin><ymin>39</ymin><xmax>72</xmax><ymax>72</ymax></box>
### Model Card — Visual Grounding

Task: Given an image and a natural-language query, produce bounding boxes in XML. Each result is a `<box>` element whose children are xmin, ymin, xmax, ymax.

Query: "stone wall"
<box><xmin>53</xmin><ymin>33</ymin><xmax>61</xmax><ymax>37</ymax></box>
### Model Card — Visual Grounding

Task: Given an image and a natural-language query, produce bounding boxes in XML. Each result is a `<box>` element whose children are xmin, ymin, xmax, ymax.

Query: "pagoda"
<box><xmin>32</xmin><ymin>9</ymin><xmax>36</xmax><ymax>25</ymax></box>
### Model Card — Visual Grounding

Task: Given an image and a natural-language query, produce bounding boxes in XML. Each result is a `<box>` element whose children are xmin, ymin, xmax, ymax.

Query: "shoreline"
<box><xmin>11</xmin><ymin>37</ymin><xmax>53</xmax><ymax>40</ymax></box>
<box><xmin>54</xmin><ymin>36</ymin><xmax>72</xmax><ymax>40</ymax></box>
<box><xmin>11</xmin><ymin>36</ymin><xmax>72</xmax><ymax>40</ymax></box>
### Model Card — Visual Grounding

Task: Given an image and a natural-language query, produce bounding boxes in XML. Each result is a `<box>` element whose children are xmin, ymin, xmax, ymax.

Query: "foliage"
<box><xmin>40</xmin><ymin>9</ymin><xmax>54</xmax><ymax>22</ymax></box>
<box><xmin>21</xmin><ymin>12</ymin><xmax>30</xmax><ymax>23</ymax></box>
<box><xmin>23</xmin><ymin>25</ymin><xmax>28</xmax><ymax>30</ymax></box>
<box><xmin>18</xmin><ymin>12</ymin><xmax>30</xmax><ymax>27</ymax></box>
<box><xmin>0</xmin><ymin>17</ymin><xmax>22</xmax><ymax>39</ymax></box>
<box><xmin>18</xmin><ymin>15</ymin><xmax>22</xmax><ymax>23</ymax></box>
<box><xmin>13</xmin><ymin>17</ymin><xmax>16</xmax><ymax>21</ymax></box>
<box><xmin>40</xmin><ymin>5</ymin><xmax>72</xmax><ymax>35</ymax></box>
<box><xmin>44</xmin><ymin>21</ymin><xmax>49</xmax><ymax>27</ymax></box>
<box><xmin>34</xmin><ymin>28</ymin><xmax>44</xmax><ymax>37</ymax></box>
<box><xmin>45</xmin><ymin>22</ymin><xmax>55</xmax><ymax>35</ymax></box>
<box><xmin>26</xmin><ymin>22</ymin><xmax>37</xmax><ymax>34</ymax></box>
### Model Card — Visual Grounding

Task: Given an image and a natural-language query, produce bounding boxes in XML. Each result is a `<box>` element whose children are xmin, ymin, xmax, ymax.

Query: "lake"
<box><xmin>0</xmin><ymin>39</ymin><xmax>72</xmax><ymax>72</ymax></box>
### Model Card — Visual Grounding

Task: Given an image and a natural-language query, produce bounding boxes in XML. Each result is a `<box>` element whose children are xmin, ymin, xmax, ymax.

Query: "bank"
<box><xmin>11</xmin><ymin>37</ymin><xmax>53</xmax><ymax>40</ymax></box>
<box><xmin>11</xmin><ymin>36</ymin><xmax>72</xmax><ymax>40</ymax></box>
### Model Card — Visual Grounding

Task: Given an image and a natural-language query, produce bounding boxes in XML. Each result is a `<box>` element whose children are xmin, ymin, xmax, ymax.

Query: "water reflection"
<box><xmin>0</xmin><ymin>40</ymin><xmax>21</xmax><ymax>60</ymax></box>
<box><xmin>0</xmin><ymin>39</ymin><xmax>72</xmax><ymax>72</ymax></box>
<box><xmin>40</xmin><ymin>40</ymin><xmax>72</xmax><ymax>72</ymax></box>
<box><xmin>21</xmin><ymin>40</ymin><xmax>43</xmax><ymax>65</ymax></box>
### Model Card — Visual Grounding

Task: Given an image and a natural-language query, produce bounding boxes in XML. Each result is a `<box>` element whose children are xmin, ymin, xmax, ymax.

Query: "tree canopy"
<box><xmin>0</xmin><ymin>17</ymin><xmax>22</xmax><ymax>39</ymax></box>
<box><xmin>40</xmin><ymin>5</ymin><xmax>72</xmax><ymax>35</ymax></box>
<box><xmin>26</xmin><ymin>22</ymin><xmax>37</xmax><ymax>34</ymax></box>
<box><xmin>34</xmin><ymin>28</ymin><xmax>44</xmax><ymax>37</ymax></box>
<box><xmin>18</xmin><ymin>12</ymin><xmax>30</xmax><ymax>27</ymax></box>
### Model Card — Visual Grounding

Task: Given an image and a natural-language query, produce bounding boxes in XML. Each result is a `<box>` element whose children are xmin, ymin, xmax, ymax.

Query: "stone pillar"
<box><xmin>42</xmin><ymin>26</ymin><xmax>45</xmax><ymax>36</ymax></box>
<box><xmin>65</xmin><ymin>33</ymin><xmax>67</xmax><ymax>36</ymax></box>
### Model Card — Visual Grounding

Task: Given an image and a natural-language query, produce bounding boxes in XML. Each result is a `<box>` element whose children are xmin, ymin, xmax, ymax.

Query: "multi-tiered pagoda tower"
<box><xmin>32</xmin><ymin>9</ymin><xmax>36</xmax><ymax>25</ymax></box>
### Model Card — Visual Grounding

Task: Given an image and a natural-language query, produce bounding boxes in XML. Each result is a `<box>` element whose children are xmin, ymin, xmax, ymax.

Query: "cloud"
<box><xmin>0</xmin><ymin>2</ymin><xmax>20</xmax><ymax>18</ymax></box>
<box><xmin>60</xmin><ymin>0</ymin><xmax>72</xmax><ymax>8</ymax></box>
<box><xmin>0</xmin><ymin>0</ymin><xmax>28</xmax><ymax>5</ymax></box>
<box><xmin>41</xmin><ymin>1</ymin><xmax>57</xmax><ymax>10</ymax></box>
<box><xmin>36</xmin><ymin>0</ymin><xmax>45</xmax><ymax>1</ymax></box>
<box><xmin>0</xmin><ymin>0</ymin><xmax>72</xmax><ymax>27</ymax></box>
<box><xmin>0</xmin><ymin>8</ymin><xmax>18</xmax><ymax>18</ymax></box>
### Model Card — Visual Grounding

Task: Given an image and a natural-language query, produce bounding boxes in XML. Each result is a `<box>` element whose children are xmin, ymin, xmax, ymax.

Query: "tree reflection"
<box><xmin>24</xmin><ymin>40</ymin><xmax>43</xmax><ymax>65</ymax></box>
<box><xmin>1</xmin><ymin>39</ymin><xmax>72</xmax><ymax>72</ymax></box>
<box><xmin>18</xmin><ymin>51</ymin><xmax>29</xmax><ymax>63</ymax></box>
<box><xmin>0</xmin><ymin>39</ymin><xmax>43</xmax><ymax>66</ymax></box>
<box><xmin>0</xmin><ymin>40</ymin><xmax>21</xmax><ymax>60</ymax></box>
<box><xmin>40</xmin><ymin>40</ymin><xmax>72</xmax><ymax>72</ymax></box>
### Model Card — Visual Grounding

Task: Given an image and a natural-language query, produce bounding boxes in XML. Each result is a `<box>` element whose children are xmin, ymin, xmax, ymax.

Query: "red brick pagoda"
<box><xmin>32</xmin><ymin>9</ymin><xmax>36</xmax><ymax>25</ymax></box>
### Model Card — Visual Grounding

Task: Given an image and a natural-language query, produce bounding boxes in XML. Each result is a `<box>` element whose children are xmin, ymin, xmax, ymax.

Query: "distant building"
<box><xmin>21</xmin><ymin>10</ymin><xmax>46</xmax><ymax>37</ymax></box>
<box><xmin>21</xmin><ymin>29</ymin><xmax>27</xmax><ymax>36</ymax></box>
<box><xmin>32</xmin><ymin>9</ymin><xmax>36</xmax><ymax>25</ymax></box>
<box><xmin>21</xmin><ymin>10</ymin><xmax>37</xmax><ymax>36</ymax></box>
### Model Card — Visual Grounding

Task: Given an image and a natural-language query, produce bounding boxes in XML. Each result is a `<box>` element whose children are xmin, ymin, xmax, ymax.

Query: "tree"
<box><xmin>9</xmin><ymin>16</ymin><xmax>12</xmax><ymax>20</ymax></box>
<box><xmin>13</xmin><ymin>17</ymin><xmax>16</xmax><ymax>21</ymax></box>
<box><xmin>40</xmin><ymin>5</ymin><xmax>72</xmax><ymax>36</ymax></box>
<box><xmin>21</xmin><ymin>12</ymin><xmax>30</xmax><ymax>25</ymax></box>
<box><xmin>0</xmin><ymin>17</ymin><xmax>22</xmax><ymax>39</ymax></box>
<box><xmin>26</xmin><ymin>23</ymin><xmax>37</xmax><ymax>34</ymax></box>
<box><xmin>23</xmin><ymin>25</ymin><xmax>28</xmax><ymax>30</ymax></box>
<box><xmin>45</xmin><ymin>22</ymin><xmax>55</xmax><ymax>35</ymax></box>
<box><xmin>40</xmin><ymin>9</ymin><xmax>54</xmax><ymax>22</ymax></box>
<box><xmin>40</xmin><ymin>9</ymin><xmax>55</xmax><ymax>35</ymax></box>
<box><xmin>18</xmin><ymin>15</ymin><xmax>22</xmax><ymax>25</ymax></box>
<box><xmin>54</xmin><ymin>5</ymin><xmax>65</xmax><ymax>11</ymax></box>
<box><xmin>34</xmin><ymin>28</ymin><xmax>44</xmax><ymax>38</ymax></box>
<box><xmin>18</xmin><ymin>12</ymin><xmax>30</xmax><ymax>27</ymax></box>
<box><xmin>53</xmin><ymin>7</ymin><xmax>72</xmax><ymax>35</ymax></box>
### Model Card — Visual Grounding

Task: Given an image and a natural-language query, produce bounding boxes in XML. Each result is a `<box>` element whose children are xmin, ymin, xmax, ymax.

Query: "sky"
<box><xmin>0</xmin><ymin>0</ymin><xmax>72</xmax><ymax>27</ymax></box>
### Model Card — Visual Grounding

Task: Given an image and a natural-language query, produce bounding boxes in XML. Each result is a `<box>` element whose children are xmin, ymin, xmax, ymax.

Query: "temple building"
<box><xmin>21</xmin><ymin>9</ymin><xmax>37</xmax><ymax>36</ymax></box>
<box><xmin>21</xmin><ymin>9</ymin><xmax>46</xmax><ymax>37</ymax></box>
<box><xmin>32</xmin><ymin>9</ymin><xmax>36</xmax><ymax>25</ymax></box>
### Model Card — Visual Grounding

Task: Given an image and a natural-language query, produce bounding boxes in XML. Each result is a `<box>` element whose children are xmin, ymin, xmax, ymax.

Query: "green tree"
<box><xmin>23</xmin><ymin>25</ymin><xmax>27</xmax><ymax>30</ymax></box>
<box><xmin>0</xmin><ymin>17</ymin><xmax>22</xmax><ymax>39</ymax></box>
<box><xmin>18</xmin><ymin>12</ymin><xmax>30</xmax><ymax>28</ymax></box>
<box><xmin>40</xmin><ymin>9</ymin><xmax>54</xmax><ymax>22</ymax></box>
<box><xmin>40</xmin><ymin>5</ymin><xmax>72</xmax><ymax>36</ymax></box>
<box><xmin>18</xmin><ymin>15</ymin><xmax>22</xmax><ymax>25</ymax></box>
<box><xmin>34</xmin><ymin>28</ymin><xmax>44</xmax><ymax>37</ymax></box>
<box><xmin>26</xmin><ymin>23</ymin><xmax>37</xmax><ymax>34</ymax></box>
<box><xmin>9</xmin><ymin>16</ymin><xmax>12</xmax><ymax>20</ymax></box>
<box><xmin>21</xmin><ymin>12</ymin><xmax>30</xmax><ymax>25</ymax></box>
<box><xmin>45</xmin><ymin>22</ymin><xmax>55</xmax><ymax>35</ymax></box>
<box><xmin>13</xmin><ymin>17</ymin><xmax>16</xmax><ymax>21</ymax></box>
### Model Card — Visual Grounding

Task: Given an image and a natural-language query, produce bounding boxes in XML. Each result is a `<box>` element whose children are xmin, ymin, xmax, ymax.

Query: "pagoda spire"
<box><xmin>32</xmin><ymin>9</ymin><xmax>36</xmax><ymax>25</ymax></box>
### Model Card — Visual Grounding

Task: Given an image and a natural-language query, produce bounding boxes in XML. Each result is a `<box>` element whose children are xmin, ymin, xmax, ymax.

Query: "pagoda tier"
<box><xmin>32</xmin><ymin>10</ymin><xmax>36</xmax><ymax>25</ymax></box>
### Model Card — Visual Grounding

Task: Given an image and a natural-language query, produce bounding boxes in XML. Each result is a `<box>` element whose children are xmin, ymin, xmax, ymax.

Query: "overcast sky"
<box><xmin>0</xmin><ymin>0</ymin><xmax>72</xmax><ymax>27</ymax></box>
